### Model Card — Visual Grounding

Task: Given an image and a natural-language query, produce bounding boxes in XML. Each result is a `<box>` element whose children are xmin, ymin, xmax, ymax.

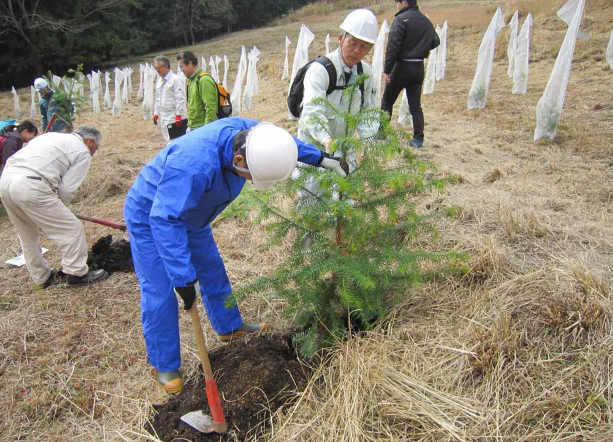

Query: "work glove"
<box><xmin>175</xmin><ymin>115</ymin><xmax>182</xmax><ymax>124</ymax></box>
<box><xmin>153</xmin><ymin>115</ymin><xmax>158</xmax><ymax>125</ymax></box>
<box><xmin>174</xmin><ymin>280</ymin><xmax>199</xmax><ymax>311</ymax></box>
<box><xmin>320</xmin><ymin>153</ymin><xmax>349</xmax><ymax>177</ymax></box>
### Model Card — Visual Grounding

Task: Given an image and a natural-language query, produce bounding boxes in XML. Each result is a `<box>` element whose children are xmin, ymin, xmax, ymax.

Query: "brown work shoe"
<box><xmin>218</xmin><ymin>322</ymin><xmax>269</xmax><ymax>343</ymax></box>
<box><xmin>153</xmin><ymin>369</ymin><xmax>183</xmax><ymax>394</ymax></box>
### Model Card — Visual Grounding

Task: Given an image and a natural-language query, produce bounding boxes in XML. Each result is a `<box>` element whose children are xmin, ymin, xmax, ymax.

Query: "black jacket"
<box><xmin>384</xmin><ymin>6</ymin><xmax>440</xmax><ymax>75</ymax></box>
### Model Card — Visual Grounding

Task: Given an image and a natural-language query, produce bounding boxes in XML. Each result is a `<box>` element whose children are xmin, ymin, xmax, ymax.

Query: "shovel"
<box><xmin>181</xmin><ymin>305</ymin><xmax>228</xmax><ymax>434</ymax></box>
<box><xmin>76</xmin><ymin>214</ymin><xmax>127</xmax><ymax>231</ymax></box>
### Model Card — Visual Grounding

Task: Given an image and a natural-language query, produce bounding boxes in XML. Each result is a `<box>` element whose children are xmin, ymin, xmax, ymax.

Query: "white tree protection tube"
<box><xmin>122</xmin><ymin>67</ymin><xmax>131</xmax><ymax>104</ymax></box>
<box><xmin>507</xmin><ymin>10</ymin><xmax>519</xmax><ymax>79</ymax></box>
<box><xmin>534</xmin><ymin>0</ymin><xmax>585</xmax><ymax>141</ymax></box>
<box><xmin>104</xmin><ymin>72</ymin><xmax>111</xmax><ymax>109</ymax></box>
<box><xmin>325</xmin><ymin>34</ymin><xmax>331</xmax><ymax>54</ymax></box>
<box><xmin>137</xmin><ymin>63</ymin><xmax>145</xmax><ymax>99</ymax></box>
<box><xmin>423</xmin><ymin>26</ymin><xmax>439</xmax><ymax>95</ymax></box>
<box><xmin>288</xmin><ymin>24</ymin><xmax>315</xmax><ymax>119</ymax></box>
<box><xmin>282</xmin><ymin>36</ymin><xmax>291</xmax><ymax>80</ymax></box>
<box><xmin>214</xmin><ymin>56</ymin><xmax>222</xmax><ymax>83</ymax></box>
<box><xmin>112</xmin><ymin>67</ymin><xmax>124</xmax><ymax>116</ymax></box>
<box><xmin>92</xmin><ymin>71</ymin><xmax>101</xmax><ymax>114</ymax></box>
<box><xmin>512</xmin><ymin>13</ymin><xmax>533</xmax><ymax>94</ymax></box>
<box><xmin>243</xmin><ymin>46</ymin><xmax>261</xmax><ymax>111</ymax></box>
<box><xmin>12</xmin><ymin>87</ymin><xmax>22</xmax><ymax>118</ymax></box>
<box><xmin>289</xmin><ymin>24</ymin><xmax>315</xmax><ymax>85</ymax></box>
<box><xmin>398</xmin><ymin>92</ymin><xmax>412</xmax><ymax>126</ymax></box>
<box><xmin>223</xmin><ymin>54</ymin><xmax>229</xmax><ymax>89</ymax></box>
<box><xmin>436</xmin><ymin>20</ymin><xmax>448</xmax><ymax>81</ymax></box>
<box><xmin>30</xmin><ymin>86</ymin><xmax>36</xmax><ymax>117</ymax></box>
<box><xmin>142</xmin><ymin>64</ymin><xmax>156</xmax><ymax>120</ymax></box>
<box><xmin>372</xmin><ymin>19</ymin><xmax>389</xmax><ymax>102</ymax></box>
<box><xmin>467</xmin><ymin>7</ymin><xmax>505</xmax><ymax>109</ymax></box>
<box><xmin>231</xmin><ymin>46</ymin><xmax>248</xmax><ymax>116</ymax></box>
<box><xmin>209</xmin><ymin>56</ymin><xmax>218</xmax><ymax>83</ymax></box>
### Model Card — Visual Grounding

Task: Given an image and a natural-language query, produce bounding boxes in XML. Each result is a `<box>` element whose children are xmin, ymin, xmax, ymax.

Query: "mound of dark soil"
<box><xmin>88</xmin><ymin>235</ymin><xmax>133</xmax><ymax>273</ymax></box>
<box><xmin>148</xmin><ymin>334</ymin><xmax>310</xmax><ymax>441</ymax></box>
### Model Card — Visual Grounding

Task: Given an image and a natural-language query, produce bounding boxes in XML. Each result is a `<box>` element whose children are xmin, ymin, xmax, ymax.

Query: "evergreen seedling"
<box><xmin>233</xmin><ymin>76</ymin><xmax>465</xmax><ymax>357</ymax></box>
<box><xmin>43</xmin><ymin>64</ymin><xmax>86</xmax><ymax>128</ymax></box>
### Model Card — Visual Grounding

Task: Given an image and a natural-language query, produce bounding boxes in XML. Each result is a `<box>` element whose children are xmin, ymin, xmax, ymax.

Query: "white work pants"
<box><xmin>0</xmin><ymin>174</ymin><xmax>89</xmax><ymax>284</ymax></box>
<box><xmin>160</xmin><ymin>114</ymin><xmax>175</xmax><ymax>142</ymax></box>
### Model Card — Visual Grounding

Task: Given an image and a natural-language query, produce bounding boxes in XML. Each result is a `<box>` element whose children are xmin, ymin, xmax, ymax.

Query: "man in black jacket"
<box><xmin>381</xmin><ymin>0</ymin><xmax>439</xmax><ymax>148</ymax></box>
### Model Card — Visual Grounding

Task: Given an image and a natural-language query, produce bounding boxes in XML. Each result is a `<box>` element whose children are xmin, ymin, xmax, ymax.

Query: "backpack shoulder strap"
<box><xmin>314</xmin><ymin>56</ymin><xmax>338</xmax><ymax>96</ymax></box>
<box><xmin>357</xmin><ymin>62</ymin><xmax>365</xmax><ymax>108</ymax></box>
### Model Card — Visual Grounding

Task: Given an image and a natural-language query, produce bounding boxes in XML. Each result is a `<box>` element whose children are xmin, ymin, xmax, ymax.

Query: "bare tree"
<box><xmin>0</xmin><ymin>0</ymin><xmax>129</xmax><ymax>47</ymax></box>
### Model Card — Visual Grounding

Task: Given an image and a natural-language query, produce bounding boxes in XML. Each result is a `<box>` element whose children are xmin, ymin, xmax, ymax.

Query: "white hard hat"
<box><xmin>33</xmin><ymin>78</ymin><xmax>49</xmax><ymax>91</ymax></box>
<box><xmin>244</xmin><ymin>123</ymin><xmax>298</xmax><ymax>190</ymax></box>
<box><xmin>339</xmin><ymin>9</ymin><xmax>378</xmax><ymax>45</ymax></box>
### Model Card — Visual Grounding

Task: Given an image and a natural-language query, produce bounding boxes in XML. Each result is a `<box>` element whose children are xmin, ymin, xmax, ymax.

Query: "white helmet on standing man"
<box><xmin>243</xmin><ymin>123</ymin><xmax>298</xmax><ymax>190</ymax></box>
<box><xmin>339</xmin><ymin>9</ymin><xmax>378</xmax><ymax>44</ymax></box>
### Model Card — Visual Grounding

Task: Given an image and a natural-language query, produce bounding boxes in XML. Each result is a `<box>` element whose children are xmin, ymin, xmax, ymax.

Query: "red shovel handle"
<box><xmin>206</xmin><ymin>379</ymin><xmax>226</xmax><ymax>425</ymax></box>
<box><xmin>190</xmin><ymin>306</ymin><xmax>228</xmax><ymax>433</ymax></box>
<box><xmin>76</xmin><ymin>214</ymin><xmax>127</xmax><ymax>231</ymax></box>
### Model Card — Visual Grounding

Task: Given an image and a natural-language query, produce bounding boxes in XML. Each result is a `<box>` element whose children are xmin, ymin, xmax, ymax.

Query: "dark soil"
<box><xmin>148</xmin><ymin>334</ymin><xmax>310</xmax><ymax>441</ymax></box>
<box><xmin>88</xmin><ymin>234</ymin><xmax>133</xmax><ymax>273</ymax></box>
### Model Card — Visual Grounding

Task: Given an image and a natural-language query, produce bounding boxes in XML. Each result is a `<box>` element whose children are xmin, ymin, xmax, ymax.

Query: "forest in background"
<box><xmin>0</xmin><ymin>0</ymin><xmax>316</xmax><ymax>90</ymax></box>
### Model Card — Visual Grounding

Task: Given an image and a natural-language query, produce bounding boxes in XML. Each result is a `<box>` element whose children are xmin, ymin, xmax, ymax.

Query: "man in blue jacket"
<box><xmin>124</xmin><ymin>117</ymin><xmax>346</xmax><ymax>393</ymax></box>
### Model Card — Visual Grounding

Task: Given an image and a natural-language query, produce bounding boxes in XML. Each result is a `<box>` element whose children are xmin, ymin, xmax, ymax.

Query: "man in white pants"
<box><xmin>153</xmin><ymin>56</ymin><xmax>186</xmax><ymax>142</ymax></box>
<box><xmin>0</xmin><ymin>127</ymin><xmax>108</xmax><ymax>288</ymax></box>
<box><xmin>296</xmin><ymin>9</ymin><xmax>379</xmax><ymax>200</ymax></box>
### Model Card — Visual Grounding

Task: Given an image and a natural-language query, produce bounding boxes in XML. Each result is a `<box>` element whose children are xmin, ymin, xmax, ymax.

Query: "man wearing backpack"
<box><xmin>176</xmin><ymin>51</ymin><xmax>219</xmax><ymax>131</ymax></box>
<box><xmin>295</xmin><ymin>9</ymin><xmax>379</xmax><ymax>201</ymax></box>
<box><xmin>153</xmin><ymin>56</ymin><xmax>186</xmax><ymax>142</ymax></box>
<box><xmin>381</xmin><ymin>0</ymin><xmax>440</xmax><ymax>149</ymax></box>
<box><xmin>298</xmin><ymin>9</ymin><xmax>378</xmax><ymax>159</ymax></box>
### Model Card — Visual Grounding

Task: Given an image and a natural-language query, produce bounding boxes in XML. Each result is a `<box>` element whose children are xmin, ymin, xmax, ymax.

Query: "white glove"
<box><xmin>321</xmin><ymin>156</ymin><xmax>347</xmax><ymax>177</ymax></box>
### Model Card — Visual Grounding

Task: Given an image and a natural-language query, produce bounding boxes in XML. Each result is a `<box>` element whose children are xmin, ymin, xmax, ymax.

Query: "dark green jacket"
<box><xmin>40</xmin><ymin>90</ymin><xmax>73</xmax><ymax>133</ymax></box>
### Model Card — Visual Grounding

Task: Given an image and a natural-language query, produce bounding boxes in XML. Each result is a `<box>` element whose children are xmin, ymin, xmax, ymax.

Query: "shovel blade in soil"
<box><xmin>180</xmin><ymin>411</ymin><xmax>216</xmax><ymax>433</ymax></box>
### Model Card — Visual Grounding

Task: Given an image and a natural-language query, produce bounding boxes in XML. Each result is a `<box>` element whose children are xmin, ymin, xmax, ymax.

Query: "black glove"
<box><xmin>174</xmin><ymin>280</ymin><xmax>199</xmax><ymax>310</ymax></box>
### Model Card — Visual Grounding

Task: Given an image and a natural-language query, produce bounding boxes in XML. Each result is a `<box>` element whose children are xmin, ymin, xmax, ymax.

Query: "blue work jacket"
<box><xmin>125</xmin><ymin>117</ymin><xmax>323</xmax><ymax>287</ymax></box>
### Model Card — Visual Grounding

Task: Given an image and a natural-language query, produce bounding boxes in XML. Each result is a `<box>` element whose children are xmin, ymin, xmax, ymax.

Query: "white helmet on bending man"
<box><xmin>242</xmin><ymin>123</ymin><xmax>299</xmax><ymax>190</ymax></box>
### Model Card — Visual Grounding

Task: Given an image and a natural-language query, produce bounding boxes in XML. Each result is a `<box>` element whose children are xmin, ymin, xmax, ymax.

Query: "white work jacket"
<box><xmin>298</xmin><ymin>48</ymin><xmax>378</xmax><ymax>145</ymax></box>
<box><xmin>2</xmin><ymin>132</ymin><xmax>91</xmax><ymax>205</ymax></box>
<box><xmin>154</xmin><ymin>70</ymin><xmax>186</xmax><ymax>124</ymax></box>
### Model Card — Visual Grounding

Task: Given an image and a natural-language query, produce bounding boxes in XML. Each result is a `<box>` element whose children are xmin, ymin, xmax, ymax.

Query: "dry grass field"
<box><xmin>1</xmin><ymin>0</ymin><xmax>612</xmax><ymax>440</ymax></box>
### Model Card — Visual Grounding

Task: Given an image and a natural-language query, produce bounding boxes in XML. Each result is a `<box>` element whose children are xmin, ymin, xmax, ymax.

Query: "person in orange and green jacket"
<box><xmin>176</xmin><ymin>51</ymin><xmax>218</xmax><ymax>132</ymax></box>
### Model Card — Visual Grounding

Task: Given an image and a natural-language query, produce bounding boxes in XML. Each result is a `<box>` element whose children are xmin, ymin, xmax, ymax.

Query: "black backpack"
<box><xmin>287</xmin><ymin>56</ymin><xmax>364</xmax><ymax>119</ymax></box>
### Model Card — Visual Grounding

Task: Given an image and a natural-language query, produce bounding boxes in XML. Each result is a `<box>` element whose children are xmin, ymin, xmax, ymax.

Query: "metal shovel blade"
<box><xmin>180</xmin><ymin>410</ymin><xmax>216</xmax><ymax>433</ymax></box>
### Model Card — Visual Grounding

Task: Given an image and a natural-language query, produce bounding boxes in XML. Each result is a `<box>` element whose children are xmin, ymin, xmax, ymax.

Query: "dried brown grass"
<box><xmin>1</xmin><ymin>0</ymin><xmax>613</xmax><ymax>440</ymax></box>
